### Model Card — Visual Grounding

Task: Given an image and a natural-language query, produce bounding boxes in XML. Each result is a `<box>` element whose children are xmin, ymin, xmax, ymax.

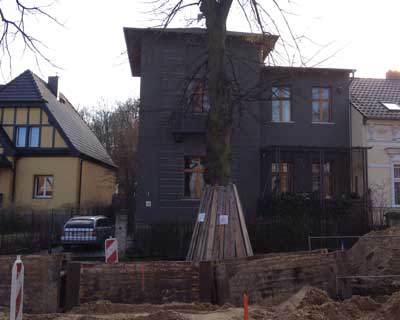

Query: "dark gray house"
<box><xmin>124</xmin><ymin>27</ymin><xmax>368</xmax><ymax>223</ymax></box>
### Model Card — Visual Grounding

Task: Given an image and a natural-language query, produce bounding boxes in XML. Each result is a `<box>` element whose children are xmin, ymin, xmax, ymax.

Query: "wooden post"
<box><xmin>186</xmin><ymin>183</ymin><xmax>253</xmax><ymax>261</ymax></box>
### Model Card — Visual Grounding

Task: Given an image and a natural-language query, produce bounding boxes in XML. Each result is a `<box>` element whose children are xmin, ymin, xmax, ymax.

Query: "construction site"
<box><xmin>1</xmin><ymin>225</ymin><xmax>400</xmax><ymax>319</ymax></box>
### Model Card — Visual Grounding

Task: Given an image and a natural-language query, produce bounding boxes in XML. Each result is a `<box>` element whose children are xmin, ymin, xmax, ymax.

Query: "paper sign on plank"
<box><xmin>219</xmin><ymin>214</ymin><xmax>229</xmax><ymax>225</ymax></box>
<box><xmin>198</xmin><ymin>213</ymin><xmax>205</xmax><ymax>222</ymax></box>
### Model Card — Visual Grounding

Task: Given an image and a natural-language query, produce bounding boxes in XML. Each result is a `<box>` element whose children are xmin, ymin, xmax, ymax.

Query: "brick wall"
<box><xmin>68</xmin><ymin>251</ymin><xmax>341</xmax><ymax>308</ymax></box>
<box><xmin>68</xmin><ymin>260</ymin><xmax>211</xmax><ymax>308</ymax></box>
<box><xmin>0</xmin><ymin>254</ymin><xmax>63</xmax><ymax>313</ymax></box>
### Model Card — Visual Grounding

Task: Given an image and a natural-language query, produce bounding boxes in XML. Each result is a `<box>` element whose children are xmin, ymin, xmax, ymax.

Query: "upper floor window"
<box><xmin>188</xmin><ymin>80</ymin><xmax>210</xmax><ymax>113</ymax></box>
<box><xmin>272</xmin><ymin>87</ymin><xmax>291</xmax><ymax>122</ymax></box>
<box><xmin>29</xmin><ymin>127</ymin><xmax>40</xmax><ymax>147</ymax></box>
<box><xmin>312</xmin><ymin>87</ymin><xmax>331</xmax><ymax>122</ymax></box>
<box><xmin>16</xmin><ymin>127</ymin><xmax>27</xmax><ymax>147</ymax></box>
<box><xmin>15</xmin><ymin>126</ymin><xmax>40</xmax><ymax>148</ymax></box>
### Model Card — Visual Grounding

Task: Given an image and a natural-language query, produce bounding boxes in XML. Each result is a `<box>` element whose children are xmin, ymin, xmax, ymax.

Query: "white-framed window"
<box><xmin>16</xmin><ymin>126</ymin><xmax>40</xmax><ymax>148</ymax></box>
<box><xmin>33</xmin><ymin>175</ymin><xmax>54</xmax><ymax>198</ymax></box>
<box><xmin>393</xmin><ymin>164</ymin><xmax>400</xmax><ymax>205</ymax></box>
<box><xmin>16</xmin><ymin>127</ymin><xmax>27</xmax><ymax>147</ymax></box>
<box><xmin>29</xmin><ymin>127</ymin><xmax>40</xmax><ymax>147</ymax></box>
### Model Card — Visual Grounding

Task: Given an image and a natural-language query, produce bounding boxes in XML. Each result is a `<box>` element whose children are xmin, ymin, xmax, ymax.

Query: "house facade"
<box><xmin>259</xmin><ymin>67</ymin><xmax>360</xmax><ymax>200</ymax></box>
<box><xmin>0</xmin><ymin>70</ymin><xmax>116</xmax><ymax>211</ymax></box>
<box><xmin>351</xmin><ymin>73</ymin><xmax>400</xmax><ymax>225</ymax></box>
<box><xmin>125</xmin><ymin>27</ymin><xmax>368</xmax><ymax>224</ymax></box>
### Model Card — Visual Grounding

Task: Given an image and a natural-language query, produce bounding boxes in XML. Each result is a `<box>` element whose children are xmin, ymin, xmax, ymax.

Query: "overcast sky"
<box><xmin>1</xmin><ymin>0</ymin><xmax>400</xmax><ymax>109</ymax></box>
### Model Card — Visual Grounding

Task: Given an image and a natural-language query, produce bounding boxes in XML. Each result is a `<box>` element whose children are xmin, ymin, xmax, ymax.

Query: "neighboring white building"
<box><xmin>351</xmin><ymin>72</ymin><xmax>400</xmax><ymax>225</ymax></box>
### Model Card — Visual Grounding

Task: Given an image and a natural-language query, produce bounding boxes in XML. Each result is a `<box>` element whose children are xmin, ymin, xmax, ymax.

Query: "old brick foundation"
<box><xmin>64</xmin><ymin>250</ymin><xmax>343</xmax><ymax>309</ymax></box>
<box><xmin>0</xmin><ymin>250</ymin><xmax>348</xmax><ymax>313</ymax></box>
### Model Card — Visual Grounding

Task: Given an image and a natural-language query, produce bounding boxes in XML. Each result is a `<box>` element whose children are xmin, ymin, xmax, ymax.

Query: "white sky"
<box><xmin>1</xmin><ymin>0</ymin><xmax>400</xmax><ymax>108</ymax></box>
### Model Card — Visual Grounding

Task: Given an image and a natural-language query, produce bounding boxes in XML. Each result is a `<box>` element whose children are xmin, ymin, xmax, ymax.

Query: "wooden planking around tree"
<box><xmin>186</xmin><ymin>184</ymin><xmax>253</xmax><ymax>261</ymax></box>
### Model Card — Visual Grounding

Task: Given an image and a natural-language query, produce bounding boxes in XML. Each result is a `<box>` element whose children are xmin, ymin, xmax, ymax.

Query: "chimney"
<box><xmin>48</xmin><ymin>76</ymin><xmax>59</xmax><ymax>100</ymax></box>
<box><xmin>386</xmin><ymin>70</ymin><xmax>400</xmax><ymax>80</ymax></box>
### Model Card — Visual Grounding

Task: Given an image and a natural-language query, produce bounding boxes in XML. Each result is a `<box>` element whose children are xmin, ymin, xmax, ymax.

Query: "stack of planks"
<box><xmin>186</xmin><ymin>183</ymin><xmax>253</xmax><ymax>261</ymax></box>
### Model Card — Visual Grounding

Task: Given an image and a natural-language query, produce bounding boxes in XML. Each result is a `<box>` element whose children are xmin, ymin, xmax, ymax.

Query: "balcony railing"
<box><xmin>171</xmin><ymin>111</ymin><xmax>207</xmax><ymax>141</ymax></box>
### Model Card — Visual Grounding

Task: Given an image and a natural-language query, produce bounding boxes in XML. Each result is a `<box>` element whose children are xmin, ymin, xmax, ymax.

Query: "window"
<box><xmin>184</xmin><ymin>156</ymin><xmax>205</xmax><ymax>198</ymax></box>
<box><xmin>96</xmin><ymin>218</ymin><xmax>110</xmax><ymax>227</ymax></box>
<box><xmin>16</xmin><ymin>127</ymin><xmax>27</xmax><ymax>147</ymax></box>
<box><xmin>16</xmin><ymin>126</ymin><xmax>40</xmax><ymax>147</ymax></box>
<box><xmin>312</xmin><ymin>87</ymin><xmax>331</xmax><ymax>122</ymax></box>
<box><xmin>312</xmin><ymin>161</ymin><xmax>334</xmax><ymax>198</ymax></box>
<box><xmin>272</xmin><ymin>87</ymin><xmax>291</xmax><ymax>122</ymax></box>
<box><xmin>393</xmin><ymin>165</ymin><xmax>400</xmax><ymax>205</ymax></box>
<box><xmin>29</xmin><ymin>127</ymin><xmax>40</xmax><ymax>147</ymax></box>
<box><xmin>189</xmin><ymin>80</ymin><xmax>210</xmax><ymax>113</ymax></box>
<box><xmin>271</xmin><ymin>162</ymin><xmax>293</xmax><ymax>193</ymax></box>
<box><xmin>382</xmin><ymin>102</ymin><xmax>400</xmax><ymax>111</ymax></box>
<box><xmin>34</xmin><ymin>175</ymin><xmax>54</xmax><ymax>198</ymax></box>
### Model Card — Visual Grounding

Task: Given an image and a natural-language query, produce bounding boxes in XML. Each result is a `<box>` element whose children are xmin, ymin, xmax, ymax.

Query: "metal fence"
<box><xmin>128</xmin><ymin>222</ymin><xmax>195</xmax><ymax>260</ymax></box>
<box><xmin>126</xmin><ymin>207</ymin><xmax>375</xmax><ymax>260</ymax></box>
<box><xmin>0</xmin><ymin>206</ymin><xmax>114</xmax><ymax>255</ymax></box>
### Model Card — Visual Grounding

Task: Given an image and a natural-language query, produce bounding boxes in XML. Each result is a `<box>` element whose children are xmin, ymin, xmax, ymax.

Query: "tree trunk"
<box><xmin>204</xmin><ymin>0</ymin><xmax>233</xmax><ymax>186</ymax></box>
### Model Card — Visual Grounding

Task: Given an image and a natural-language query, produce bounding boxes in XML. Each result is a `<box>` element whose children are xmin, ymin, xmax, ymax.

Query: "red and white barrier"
<box><xmin>105</xmin><ymin>238</ymin><xmax>118</xmax><ymax>264</ymax></box>
<box><xmin>10</xmin><ymin>255</ymin><xmax>24</xmax><ymax>320</ymax></box>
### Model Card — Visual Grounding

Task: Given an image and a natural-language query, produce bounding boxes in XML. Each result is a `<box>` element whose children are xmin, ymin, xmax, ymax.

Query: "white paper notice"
<box><xmin>198</xmin><ymin>213</ymin><xmax>206</xmax><ymax>222</ymax></box>
<box><xmin>219</xmin><ymin>215</ymin><xmax>229</xmax><ymax>225</ymax></box>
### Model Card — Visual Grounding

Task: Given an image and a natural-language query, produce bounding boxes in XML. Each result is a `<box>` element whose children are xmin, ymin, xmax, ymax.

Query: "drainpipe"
<box><xmin>77</xmin><ymin>159</ymin><xmax>83</xmax><ymax>209</ymax></box>
<box><xmin>349</xmin><ymin>71</ymin><xmax>355</xmax><ymax>193</ymax></box>
<box><xmin>11</xmin><ymin>157</ymin><xmax>17</xmax><ymax>203</ymax></box>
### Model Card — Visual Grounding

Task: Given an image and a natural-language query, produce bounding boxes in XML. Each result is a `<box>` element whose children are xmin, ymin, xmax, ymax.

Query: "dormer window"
<box><xmin>16</xmin><ymin>126</ymin><xmax>40</xmax><ymax>148</ymax></box>
<box><xmin>381</xmin><ymin>102</ymin><xmax>400</xmax><ymax>111</ymax></box>
<box><xmin>16</xmin><ymin>127</ymin><xmax>27</xmax><ymax>147</ymax></box>
<box><xmin>29</xmin><ymin>127</ymin><xmax>40</xmax><ymax>147</ymax></box>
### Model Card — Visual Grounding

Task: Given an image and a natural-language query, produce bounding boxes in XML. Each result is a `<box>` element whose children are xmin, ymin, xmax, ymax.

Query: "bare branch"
<box><xmin>0</xmin><ymin>0</ymin><xmax>63</xmax><ymax>76</ymax></box>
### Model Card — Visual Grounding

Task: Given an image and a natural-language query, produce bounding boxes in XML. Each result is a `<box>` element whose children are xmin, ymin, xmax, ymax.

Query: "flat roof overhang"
<box><xmin>124</xmin><ymin>27</ymin><xmax>279</xmax><ymax>77</ymax></box>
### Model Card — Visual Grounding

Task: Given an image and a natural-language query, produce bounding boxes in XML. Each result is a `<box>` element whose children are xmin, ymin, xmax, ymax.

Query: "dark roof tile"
<box><xmin>350</xmin><ymin>77</ymin><xmax>400</xmax><ymax>120</ymax></box>
<box><xmin>0</xmin><ymin>70</ymin><xmax>44</xmax><ymax>101</ymax></box>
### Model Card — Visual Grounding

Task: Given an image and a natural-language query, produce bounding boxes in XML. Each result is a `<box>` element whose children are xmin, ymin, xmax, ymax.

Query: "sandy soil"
<box><xmin>0</xmin><ymin>286</ymin><xmax>398</xmax><ymax>320</ymax></box>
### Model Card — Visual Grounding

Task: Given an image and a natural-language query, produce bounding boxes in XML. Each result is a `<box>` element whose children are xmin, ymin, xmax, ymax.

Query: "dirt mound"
<box><xmin>378</xmin><ymin>291</ymin><xmax>400</xmax><ymax>320</ymax></box>
<box><xmin>344</xmin><ymin>295</ymin><xmax>381</xmax><ymax>312</ymax></box>
<box><xmin>346</xmin><ymin>227</ymin><xmax>400</xmax><ymax>274</ymax></box>
<box><xmin>277</xmin><ymin>286</ymin><xmax>331</xmax><ymax>311</ymax></box>
<box><xmin>15</xmin><ymin>288</ymin><xmax>400</xmax><ymax>320</ymax></box>
<box><xmin>74</xmin><ymin>300</ymin><xmax>220</xmax><ymax>316</ymax></box>
<box><xmin>272</xmin><ymin>287</ymin><xmax>385</xmax><ymax>320</ymax></box>
<box><xmin>135</xmin><ymin>311</ymin><xmax>188</xmax><ymax>320</ymax></box>
<box><xmin>344</xmin><ymin>227</ymin><xmax>400</xmax><ymax>296</ymax></box>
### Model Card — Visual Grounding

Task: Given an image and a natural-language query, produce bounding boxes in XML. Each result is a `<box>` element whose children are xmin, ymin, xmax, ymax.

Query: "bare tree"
<box><xmin>370</xmin><ymin>180</ymin><xmax>391</xmax><ymax>228</ymax></box>
<box><xmin>0</xmin><ymin>0</ymin><xmax>61</xmax><ymax>74</ymax></box>
<box><xmin>79</xmin><ymin>98</ymin><xmax>140</xmax><ymax>212</ymax></box>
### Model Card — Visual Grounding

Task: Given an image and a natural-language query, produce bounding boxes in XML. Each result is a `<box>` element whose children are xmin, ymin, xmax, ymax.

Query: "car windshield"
<box><xmin>65</xmin><ymin>219</ymin><xmax>94</xmax><ymax>228</ymax></box>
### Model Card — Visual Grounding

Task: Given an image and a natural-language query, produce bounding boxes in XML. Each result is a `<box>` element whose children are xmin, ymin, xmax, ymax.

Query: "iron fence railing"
<box><xmin>0</xmin><ymin>206</ymin><xmax>115</xmax><ymax>255</ymax></box>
